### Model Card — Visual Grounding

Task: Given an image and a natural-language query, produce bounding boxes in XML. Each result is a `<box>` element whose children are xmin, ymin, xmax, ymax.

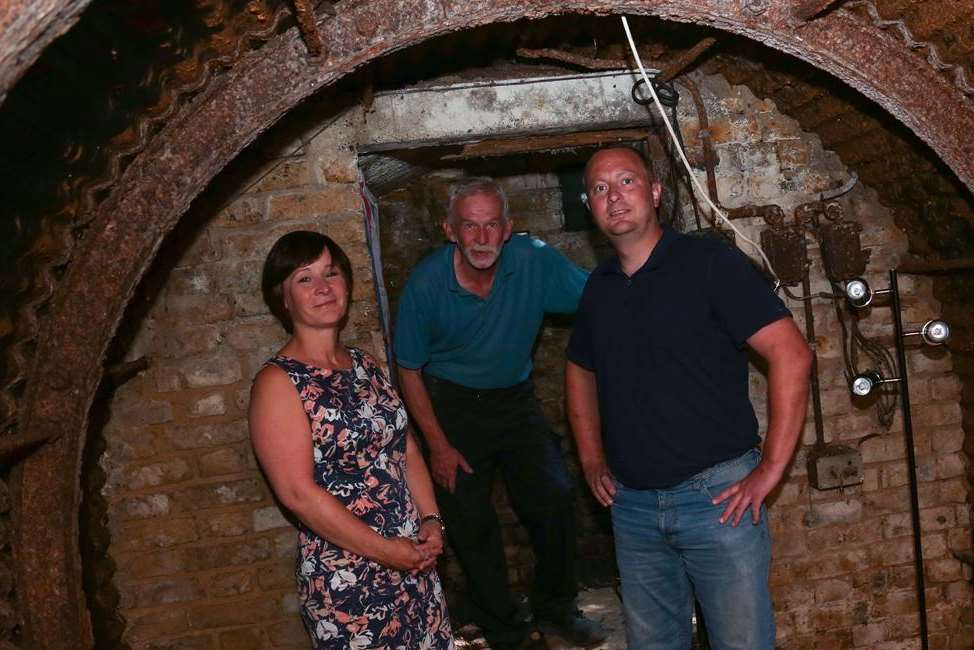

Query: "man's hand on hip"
<box><xmin>712</xmin><ymin>461</ymin><xmax>783</xmax><ymax>526</ymax></box>
<box><xmin>430</xmin><ymin>443</ymin><xmax>474</xmax><ymax>493</ymax></box>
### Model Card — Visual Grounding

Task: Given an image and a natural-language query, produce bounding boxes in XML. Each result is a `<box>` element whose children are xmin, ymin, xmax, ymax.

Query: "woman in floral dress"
<box><xmin>249</xmin><ymin>231</ymin><xmax>454</xmax><ymax>649</ymax></box>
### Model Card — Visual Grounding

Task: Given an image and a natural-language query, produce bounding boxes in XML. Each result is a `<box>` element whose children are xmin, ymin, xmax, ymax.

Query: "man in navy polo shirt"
<box><xmin>395</xmin><ymin>178</ymin><xmax>606</xmax><ymax>649</ymax></box>
<box><xmin>566</xmin><ymin>147</ymin><xmax>812</xmax><ymax>649</ymax></box>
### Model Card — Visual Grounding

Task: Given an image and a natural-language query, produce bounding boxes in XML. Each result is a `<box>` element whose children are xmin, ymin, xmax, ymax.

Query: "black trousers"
<box><xmin>423</xmin><ymin>374</ymin><xmax>577</xmax><ymax>646</ymax></box>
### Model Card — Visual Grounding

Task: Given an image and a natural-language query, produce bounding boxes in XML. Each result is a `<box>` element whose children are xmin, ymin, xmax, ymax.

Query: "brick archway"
<box><xmin>12</xmin><ymin>1</ymin><xmax>974</xmax><ymax>647</ymax></box>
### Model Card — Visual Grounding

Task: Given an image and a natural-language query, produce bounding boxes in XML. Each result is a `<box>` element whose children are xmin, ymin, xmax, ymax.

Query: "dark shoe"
<box><xmin>489</xmin><ymin>629</ymin><xmax>545</xmax><ymax>650</ymax></box>
<box><xmin>537</xmin><ymin>609</ymin><xmax>607</xmax><ymax>647</ymax></box>
<box><xmin>483</xmin><ymin>620</ymin><xmax>537</xmax><ymax>650</ymax></box>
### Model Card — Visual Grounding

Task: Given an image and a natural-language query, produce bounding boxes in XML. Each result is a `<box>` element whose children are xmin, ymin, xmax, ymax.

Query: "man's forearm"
<box><xmin>755</xmin><ymin>320</ymin><xmax>813</xmax><ymax>482</ymax></box>
<box><xmin>746</xmin><ymin>318</ymin><xmax>813</xmax><ymax>479</ymax></box>
<box><xmin>398</xmin><ymin>367</ymin><xmax>451</xmax><ymax>450</ymax></box>
<box><xmin>565</xmin><ymin>361</ymin><xmax>604</xmax><ymax>462</ymax></box>
<box><xmin>760</xmin><ymin>353</ymin><xmax>811</xmax><ymax>477</ymax></box>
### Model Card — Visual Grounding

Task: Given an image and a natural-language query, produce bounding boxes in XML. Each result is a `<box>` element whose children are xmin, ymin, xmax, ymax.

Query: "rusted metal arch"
<box><xmin>0</xmin><ymin>0</ymin><xmax>93</xmax><ymax>107</ymax></box>
<box><xmin>11</xmin><ymin>0</ymin><xmax>974</xmax><ymax>647</ymax></box>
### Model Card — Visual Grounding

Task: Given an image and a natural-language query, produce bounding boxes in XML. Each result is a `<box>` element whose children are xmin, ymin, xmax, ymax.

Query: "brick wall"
<box><xmin>93</xmin><ymin>74</ymin><xmax>973</xmax><ymax>649</ymax></box>
<box><xmin>95</xmin><ymin>109</ymin><xmax>384</xmax><ymax>649</ymax></box>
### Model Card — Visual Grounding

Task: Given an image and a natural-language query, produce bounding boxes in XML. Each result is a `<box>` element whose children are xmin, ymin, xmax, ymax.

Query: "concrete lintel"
<box><xmin>364</xmin><ymin>70</ymin><xmax>661</xmax><ymax>148</ymax></box>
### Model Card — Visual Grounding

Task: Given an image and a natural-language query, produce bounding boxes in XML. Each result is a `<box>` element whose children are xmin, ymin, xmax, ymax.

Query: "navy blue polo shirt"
<box><xmin>566</xmin><ymin>226</ymin><xmax>792</xmax><ymax>489</ymax></box>
<box><xmin>395</xmin><ymin>234</ymin><xmax>588</xmax><ymax>389</ymax></box>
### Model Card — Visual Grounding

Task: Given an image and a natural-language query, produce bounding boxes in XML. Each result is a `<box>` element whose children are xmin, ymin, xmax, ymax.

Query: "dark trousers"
<box><xmin>424</xmin><ymin>374</ymin><xmax>578</xmax><ymax>647</ymax></box>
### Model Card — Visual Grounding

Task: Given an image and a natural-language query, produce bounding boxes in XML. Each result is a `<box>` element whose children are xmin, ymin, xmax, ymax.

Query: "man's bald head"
<box><xmin>583</xmin><ymin>146</ymin><xmax>654</xmax><ymax>196</ymax></box>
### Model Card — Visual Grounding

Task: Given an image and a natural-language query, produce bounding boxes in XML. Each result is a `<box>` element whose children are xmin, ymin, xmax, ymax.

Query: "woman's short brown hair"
<box><xmin>261</xmin><ymin>231</ymin><xmax>353</xmax><ymax>332</ymax></box>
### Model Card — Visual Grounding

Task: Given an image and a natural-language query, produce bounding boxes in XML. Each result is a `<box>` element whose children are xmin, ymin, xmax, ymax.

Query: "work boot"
<box><xmin>536</xmin><ymin>609</ymin><xmax>607</xmax><ymax>647</ymax></box>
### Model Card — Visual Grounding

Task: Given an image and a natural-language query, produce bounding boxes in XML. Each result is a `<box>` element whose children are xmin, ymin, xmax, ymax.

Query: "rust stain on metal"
<box><xmin>356</xmin><ymin>15</ymin><xmax>377</xmax><ymax>38</ymax></box>
<box><xmin>726</xmin><ymin>203</ymin><xmax>786</xmax><ymax>223</ymax></box>
<box><xmin>448</xmin><ymin>128</ymin><xmax>653</xmax><ymax>160</ymax></box>
<box><xmin>818</xmin><ymin>220</ymin><xmax>870</xmax><ymax>281</ymax></box>
<box><xmin>0</xmin><ymin>0</ymin><xmax>290</xmax><ymax>443</ymax></box>
<box><xmin>658</xmin><ymin>37</ymin><xmax>717</xmax><ymax>82</ymax></box>
<box><xmin>792</xmin><ymin>0</ymin><xmax>844</xmax><ymax>22</ymax></box>
<box><xmin>681</xmin><ymin>76</ymin><xmax>720</xmax><ymax>206</ymax></box>
<box><xmin>760</xmin><ymin>227</ymin><xmax>808</xmax><ymax>286</ymax></box>
<box><xmin>291</xmin><ymin>0</ymin><xmax>324</xmax><ymax>57</ymax></box>
<box><xmin>246</xmin><ymin>0</ymin><xmax>269</xmax><ymax>22</ymax></box>
<box><xmin>744</xmin><ymin>0</ymin><xmax>771</xmax><ymax>15</ymax></box>
<box><xmin>516</xmin><ymin>47</ymin><xmax>628</xmax><ymax>70</ymax></box>
<box><xmin>849</xmin><ymin>0</ymin><xmax>973</xmax><ymax>96</ymax></box>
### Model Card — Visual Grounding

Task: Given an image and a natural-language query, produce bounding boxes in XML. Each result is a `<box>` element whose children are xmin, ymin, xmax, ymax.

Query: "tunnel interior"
<box><xmin>1</xmin><ymin>3</ymin><xmax>973</xmax><ymax>649</ymax></box>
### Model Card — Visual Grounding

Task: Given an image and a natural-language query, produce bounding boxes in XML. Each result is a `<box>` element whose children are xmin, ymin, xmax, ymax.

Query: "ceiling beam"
<box><xmin>444</xmin><ymin>127</ymin><xmax>651</xmax><ymax>159</ymax></box>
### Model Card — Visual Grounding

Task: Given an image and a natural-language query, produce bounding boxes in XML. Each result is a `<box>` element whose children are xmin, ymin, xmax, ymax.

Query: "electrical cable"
<box><xmin>646</xmin><ymin>78</ymin><xmax>704</xmax><ymax>231</ymax></box>
<box><xmin>620</xmin><ymin>16</ymin><xmax>781</xmax><ymax>288</ymax></box>
<box><xmin>782</xmin><ymin>285</ymin><xmax>843</xmax><ymax>303</ymax></box>
<box><xmin>850</xmin><ymin>309</ymin><xmax>898</xmax><ymax>427</ymax></box>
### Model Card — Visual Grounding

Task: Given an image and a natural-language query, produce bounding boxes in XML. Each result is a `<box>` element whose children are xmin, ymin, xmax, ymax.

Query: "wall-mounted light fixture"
<box><xmin>847</xmin><ymin>321</ymin><xmax>949</xmax><ymax>398</ymax></box>
<box><xmin>842</xmin><ymin>270</ymin><xmax>953</xmax><ymax>650</ymax></box>
<box><xmin>850</xmin><ymin>370</ymin><xmax>893</xmax><ymax>396</ymax></box>
<box><xmin>911</xmin><ymin>319</ymin><xmax>951</xmax><ymax>346</ymax></box>
<box><xmin>844</xmin><ymin>277</ymin><xmax>890</xmax><ymax>308</ymax></box>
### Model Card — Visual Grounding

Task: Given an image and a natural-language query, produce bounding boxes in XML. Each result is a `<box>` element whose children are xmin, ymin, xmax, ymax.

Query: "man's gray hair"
<box><xmin>447</xmin><ymin>177</ymin><xmax>509</xmax><ymax>224</ymax></box>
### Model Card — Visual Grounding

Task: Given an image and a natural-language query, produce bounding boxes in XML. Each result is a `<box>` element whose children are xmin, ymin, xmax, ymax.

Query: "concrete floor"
<box><xmin>453</xmin><ymin>586</ymin><xmax>628</xmax><ymax>649</ymax></box>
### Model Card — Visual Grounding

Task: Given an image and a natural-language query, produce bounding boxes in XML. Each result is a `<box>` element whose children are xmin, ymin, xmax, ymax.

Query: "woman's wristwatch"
<box><xmin>420</xmin><ymin>513</ymin><xmax>446</xmax><ymax>533</ymax></box>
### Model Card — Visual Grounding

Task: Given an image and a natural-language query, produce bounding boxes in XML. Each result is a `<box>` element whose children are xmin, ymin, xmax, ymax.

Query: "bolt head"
<box><xmin>921</xmin><ymin>320</ymin><xmax>950</xmax><ymax>345</ymax></box>
<box><xmin>846</xmin><ymin>279</ymin><xmax>869</xmax><ymax>302</ymax></box>
<box><xmin>852</xmin><ymin>374</ymin><xmax>874</xmax><ymax>396</ymax></box>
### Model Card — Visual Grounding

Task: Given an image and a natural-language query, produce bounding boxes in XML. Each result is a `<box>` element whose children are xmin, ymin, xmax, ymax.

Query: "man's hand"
<box><xmin>711</xmin><ymin>462</ymin><xmax>783</xmax><ymax>526</ymax></box>
<box><xmin>581</xmin><ymin>457</ymin><xmax>616</xmax><ymax>507</ymax></box>
<box><xmin>429</xmin><ymin>443</ymin><xmax>473</xmax><ymax>492</ymax></box>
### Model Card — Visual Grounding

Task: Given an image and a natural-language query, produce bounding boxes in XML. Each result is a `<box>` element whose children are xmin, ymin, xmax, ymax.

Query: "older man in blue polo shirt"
<box><xmin>566</xmin><ymin>147</ymin><xmax>812</xmax><ymax>650</ymax></box>
<box><xmin>395</xmin><ymin>177</ymin><xmax>605</xmax><ymax>650</ymax></box>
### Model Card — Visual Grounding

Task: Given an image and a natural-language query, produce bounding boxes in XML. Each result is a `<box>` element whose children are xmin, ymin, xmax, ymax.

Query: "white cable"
<box><xmin>620</xmin><ymin>16</ymin><xmax>781</xmax><ymax>288</ymax></box>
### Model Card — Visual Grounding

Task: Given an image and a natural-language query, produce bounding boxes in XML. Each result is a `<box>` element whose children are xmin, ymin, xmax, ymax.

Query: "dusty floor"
<box><xmin>453</xmin><ymin>586</ymin><xmax>628</xmax><ymax>649</ymax></box>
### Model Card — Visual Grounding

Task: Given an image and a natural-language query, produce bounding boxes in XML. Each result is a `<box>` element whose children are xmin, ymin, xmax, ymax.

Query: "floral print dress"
<box><xmin>267</xmin><ymin>348</ymin><xmax>453</xmax><ymax>649</ymax></box>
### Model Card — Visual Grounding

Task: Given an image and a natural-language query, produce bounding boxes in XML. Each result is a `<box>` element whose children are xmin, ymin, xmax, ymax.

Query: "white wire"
<box><xmin>620</xmin><ymin>16</ymin><xmax>781</xmax><ymax>288</ymax></box>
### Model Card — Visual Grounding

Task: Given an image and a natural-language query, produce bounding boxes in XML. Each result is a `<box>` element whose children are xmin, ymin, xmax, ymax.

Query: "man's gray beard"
<box><xmin>465</xmin><ymin>246</ymin><xmax>500</xmax><ymax>270</ymax></box>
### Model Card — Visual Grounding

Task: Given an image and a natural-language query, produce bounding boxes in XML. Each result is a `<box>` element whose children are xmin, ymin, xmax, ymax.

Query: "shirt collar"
<box><xmin>598</xmin><ymin>225</ymin><xmax>679</xmax><ymax>277</ymax></box>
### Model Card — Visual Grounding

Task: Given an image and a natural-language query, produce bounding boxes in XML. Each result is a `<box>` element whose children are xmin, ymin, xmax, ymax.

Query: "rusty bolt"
<box><xmin>744</xmin><ymin>0</ymin><xmax>770</xmax><ymax>15</ymax></box>
<box><xmin>356</xmin><ymin>16</ymin><xmax>378</xmax><ymax>38</ymax></box>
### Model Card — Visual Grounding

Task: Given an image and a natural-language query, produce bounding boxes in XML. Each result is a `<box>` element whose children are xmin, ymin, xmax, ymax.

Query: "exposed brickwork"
<box><xmin>92</xmin><ymin>74</ymin><xmax>973</xmax><ymax>649</ymax></box>
<box><xmin>95</xmin><ymin>110</ymin><xmax>381</xmax><ymax>649</ymax></box>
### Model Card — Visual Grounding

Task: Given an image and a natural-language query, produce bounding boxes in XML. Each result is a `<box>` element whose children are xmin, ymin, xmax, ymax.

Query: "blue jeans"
<box><xmin>611</xmin><ymin>448</ymin><xmax>775</xmax><ymax>650</ymax></box>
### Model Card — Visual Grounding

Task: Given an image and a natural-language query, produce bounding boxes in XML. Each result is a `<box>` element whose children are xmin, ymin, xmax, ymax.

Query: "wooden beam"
<box><xmin>443</xmin><ymin>128</ymin><xmax>652</xmax><ymax>160</ymax></box>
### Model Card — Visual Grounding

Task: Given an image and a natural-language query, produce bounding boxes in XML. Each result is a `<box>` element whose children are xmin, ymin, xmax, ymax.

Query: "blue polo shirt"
<box><xmin>395</xmin><ymin>234</ymin><xmax>588</xmax><ymax>389</ymax></box>
<box><xmin>566</xmin><ymin>227</ymin><xmax>792</xmax><ymax>489</ymax></box>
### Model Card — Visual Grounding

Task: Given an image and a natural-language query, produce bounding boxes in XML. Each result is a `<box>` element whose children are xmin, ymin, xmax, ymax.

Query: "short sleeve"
<box><xmin>536</xmin><ymin>239</ymin><xmax>589</xmax><ymax>314</ymax></box>
<box><xmin>393</xmin><ymin>279</ymin><xmax>431</xmax><ymax>370</ymax></box>
<box><xmin>566</xmin><ymin>280</ymin><xmax>597</xmax><ymax>370</ymax></box>
<box><xmin>709</xmin><ymin>243</ymin><xmax>792</xmax><ymax>347</ymax></box>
